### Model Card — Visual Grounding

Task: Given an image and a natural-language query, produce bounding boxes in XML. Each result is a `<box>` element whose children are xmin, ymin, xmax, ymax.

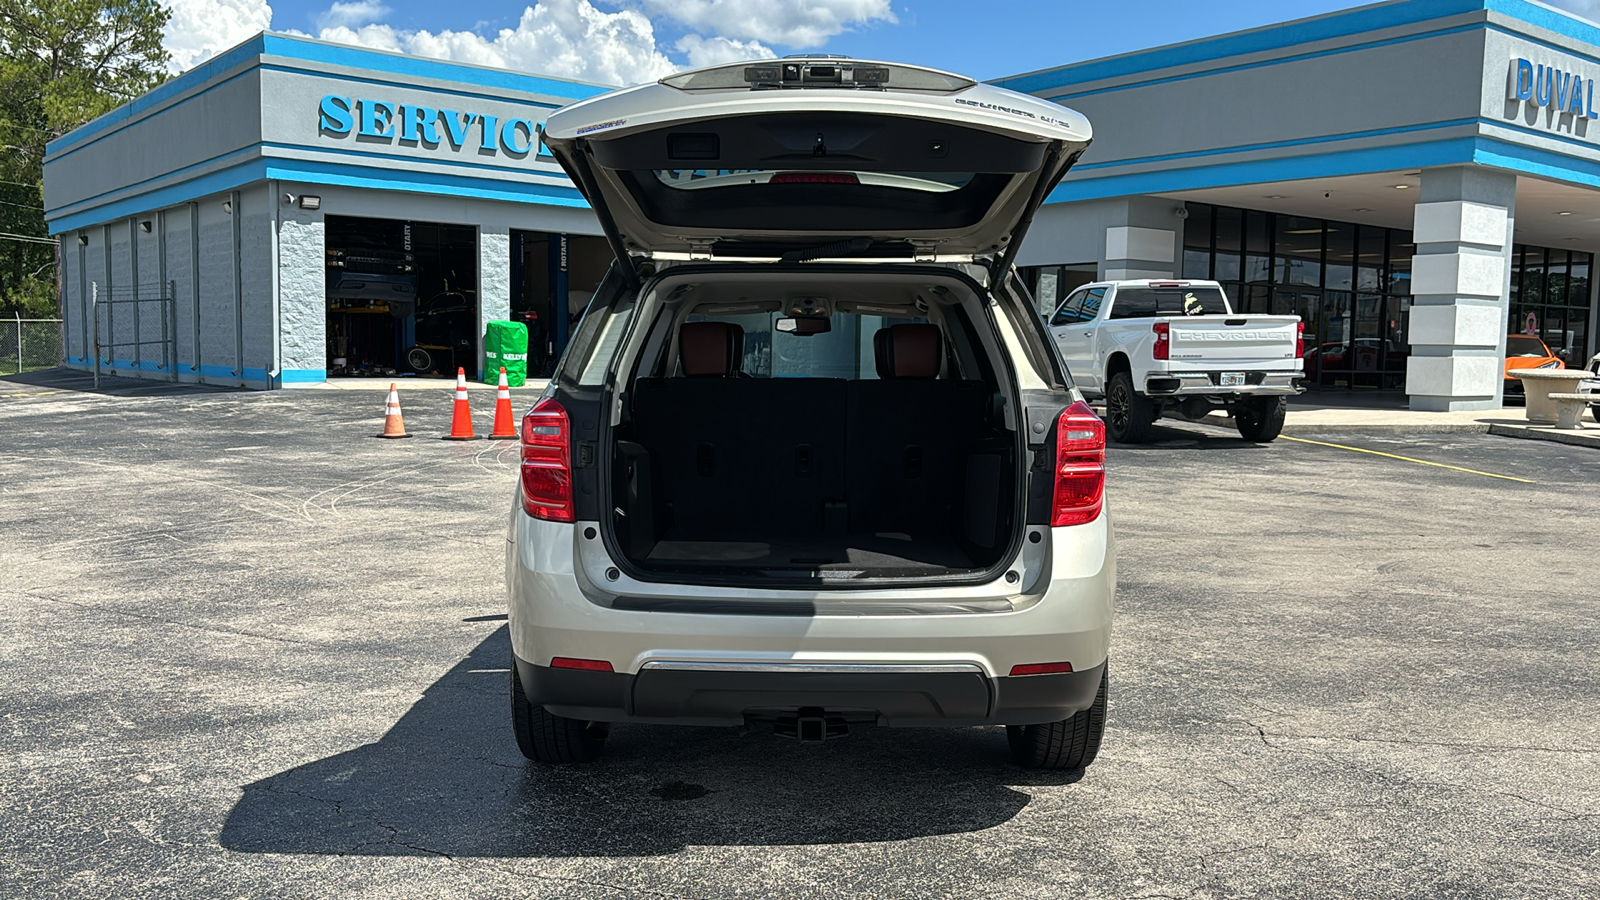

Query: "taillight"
<box><xmin>1295</xmin><ymin>320</ymin><xmax>1305</xmax><ymax>359</ymax></box>
<box><xmin>1052</xmin><ymin>401</ymin><xmax>1105</xmax><ymax>527</ymax></box>
<box><xmin>520</xmin><ymin>397</ymin><xmax>574</xmax><ymax>522</ymax></box>
<box><xmin>1152</xmin><ymin>322</ymin><xmax>1170</xmax><ymax>361</ymax></box>
<box><xmin>769</xmin><ymin>172</ymin><xmax>860</xmax><ymax>185</ymax></box>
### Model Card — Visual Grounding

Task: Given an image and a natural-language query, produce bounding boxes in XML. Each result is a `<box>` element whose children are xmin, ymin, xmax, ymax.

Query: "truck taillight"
<box><xmin>1296</xmin><ymin>320</ymin><xmax>1305</xmax><ymax>358</ymax></box>
<box><xmin>520</xmin><ymin>397</ymin><xmax>574</xmax><ymax>522</ymax></box>
<box><xmin>1152</xmin><ymin>322</ymin><xmax>1170</xmax><ymax>361</ymax></box>
<box><xmin>1052</xmin><ymin>401</ymin><xmax>1105</xmax><ymax>527</ymax></box>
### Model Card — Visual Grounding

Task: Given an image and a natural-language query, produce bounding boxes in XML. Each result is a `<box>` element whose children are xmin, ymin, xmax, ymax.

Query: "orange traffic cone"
<box><xmin>377</xmin><ymin>383</ymin><xmax>411</xmax><ymax>438</ymax></box>
<box><xmin>489</xmin><ymin>367</ymin><xmax>517</xmax><ymax>439</ymax></box>
<box><xmin>443</xmin><ymin>368</ymin><xmax>480</xmax><ymax>440</ymax></box>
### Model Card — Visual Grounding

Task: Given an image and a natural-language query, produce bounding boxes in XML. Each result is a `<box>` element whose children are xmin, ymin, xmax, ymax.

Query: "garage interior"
<box><xmin>325</xmin><ymin>215</ymin><xmax>479</xmax><ymax>378</ymax></box>
<box><xmin>511</xmin><ymin>231</ymin><xmax>612</xmax><ymax>378</ymax></box>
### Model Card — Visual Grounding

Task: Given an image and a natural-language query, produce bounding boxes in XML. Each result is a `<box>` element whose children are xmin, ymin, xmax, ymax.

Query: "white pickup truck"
<box><xmin>1045</xmin><ymin>280</ymin><xmax>1304</xmax><ymax>443</ymax></box>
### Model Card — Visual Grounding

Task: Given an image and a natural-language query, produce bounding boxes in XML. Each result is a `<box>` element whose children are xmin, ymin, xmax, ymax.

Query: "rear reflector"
<box><xmin>550</xmin><ymin>657</ymin><xmax>614</xmax><ymax>672</ymax></box>
<box><xmin>1052</xmin><ymin>401</ymin><xmax>1106</xmax><ymax>527</ymax></box>
<box><xmin>769</xmin><ymin>172</ymin><xmax>860</xmax><ymax>185</ymax></box>
<box><xmin>520</xmin><ymin>397</ymin><xmax>574</xmax><ymax>522</ymax></box>
<box><xmin>1010</xmin><ymin>662</ymin><xmax>1073</xmax><ymax>676</ymax></box>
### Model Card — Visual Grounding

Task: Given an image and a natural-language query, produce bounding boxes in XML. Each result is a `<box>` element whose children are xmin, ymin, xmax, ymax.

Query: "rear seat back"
<box><xmin>634</xmin><ymin>322</ymin><xmax>847</xmax><ymax>535</ymax></box>
<box><xmin>847</xmin><ymin>325</ymin><xmax>988</xmax><ymax>536</ymax></box>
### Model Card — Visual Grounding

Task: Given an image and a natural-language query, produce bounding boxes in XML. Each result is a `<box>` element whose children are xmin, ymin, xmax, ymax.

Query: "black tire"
<box><xmin>1591</xmin><ymin>403</ymin><xmax>1600</xmax><ymax>424</ymax></box>
<box><xmin>405</xmin><ymin>346</ymin><xmax>433</xmax><ymax>373</ymax></box>
<box><xmin>1008</xmin><ymin>668</ymin><xmax>1107</xmax><ymax>770</ymax></box>
<box><xmin>1235</xmin><ymin>396</ymin><xmax>1287</xmax><ymax>443</ymax></box>
<box><xmin>510</xmin><ymin>663</ymin><xmax>606</xmax><ymax>763</ymax></box>
<box><xmin>1104</xmin><ymin>372</ymin><xmax>1156</xmax><ymax>444</ymax></box>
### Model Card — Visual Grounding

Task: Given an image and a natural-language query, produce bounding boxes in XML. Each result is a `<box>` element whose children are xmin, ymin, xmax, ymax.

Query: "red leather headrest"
<box><xmin>873</xmin><ymin>324</ymin><xmax>941</xmax><ymax>378</ymax></box>
<box><xmin>680</xmin><ymin>322</ymin><xmax>744</xmax><ymax>377</ymax></box>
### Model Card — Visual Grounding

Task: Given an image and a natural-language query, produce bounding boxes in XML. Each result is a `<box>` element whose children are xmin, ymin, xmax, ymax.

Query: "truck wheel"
<box><xmin>1105</xmin><ymin>372</ymin><xmax>1155</xmax><ymax>444</ymax></box>
<box><xmin>1008</xmin><ymin>668</ymin><xmax>1107</xmax><ymax>770</ymax></box>
<box><xmin>405</xmin><ymin>346</ymin><xmax>433</xmax><ymax>373</ymax></box>
<box><xmin>1235</xmin><ymin>396</ymin><xmax>1287</xmax><ymax>443</ymax></box>
<box><xmin>511</xmin><ymin>663</ymin><xmax>607</xmax><ymax>763</ymax></box>
<box><xmin>1591</xmin><ymin>403</ymin><xmax>1600</xmax><ymax>424</ymax></box>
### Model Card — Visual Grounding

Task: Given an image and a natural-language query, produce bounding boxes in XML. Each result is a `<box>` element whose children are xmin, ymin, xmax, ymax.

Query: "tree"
<box><xmin>0</xmin><ymin>0</ymin><xmax>170</xmax><ymax>316</ymax></box>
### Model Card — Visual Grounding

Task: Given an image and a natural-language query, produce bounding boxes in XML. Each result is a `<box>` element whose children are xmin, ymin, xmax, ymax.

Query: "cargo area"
<box><xmin>604</xmin><ymin>276</ymin><xmax>1023</xmax><ymax>585</ymax></box>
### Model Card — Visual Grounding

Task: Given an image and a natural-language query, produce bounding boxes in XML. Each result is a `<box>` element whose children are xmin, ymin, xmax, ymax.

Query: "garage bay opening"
<box><xmin>325</xmin><ymin>216</ymin><xmax>477</xmax><ymax>378</ymax></box>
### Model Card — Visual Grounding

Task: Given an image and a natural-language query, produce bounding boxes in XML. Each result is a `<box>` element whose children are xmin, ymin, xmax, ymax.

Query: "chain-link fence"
<box><xmin>0</xmin><ymin>315</ymin><xmax>63</xmax><ymax>374</ymax></box>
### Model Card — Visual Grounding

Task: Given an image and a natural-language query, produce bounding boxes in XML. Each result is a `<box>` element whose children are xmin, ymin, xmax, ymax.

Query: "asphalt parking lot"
<box><xmin>2</xmin><ymin>374</ymin><xmax>1597</xmax><ymax>898</ymax></box>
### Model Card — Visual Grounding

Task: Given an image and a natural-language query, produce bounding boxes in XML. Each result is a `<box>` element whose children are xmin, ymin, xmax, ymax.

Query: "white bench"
<box><xmin>1540</xmin><ymin>393</ymin><xmax>1597</xmax><ymax>429</ymax></box>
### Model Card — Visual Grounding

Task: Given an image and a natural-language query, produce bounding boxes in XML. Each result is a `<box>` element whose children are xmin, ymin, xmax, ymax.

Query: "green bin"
<box><xmin>483</xmin><ymin>320</ymin><xmax>529</xmax><ymax>386</ymax></box>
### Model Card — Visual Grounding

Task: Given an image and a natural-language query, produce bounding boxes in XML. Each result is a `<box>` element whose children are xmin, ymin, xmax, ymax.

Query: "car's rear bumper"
<box><xmin>1145</xmin><ymin>371</ymin><xmax>1303</xmax><ymax>396</ymax></box>
<box><xmin>515</xmin><ymin>655</ymin><xmax>1106</xmax><ymax>727</ymax></box>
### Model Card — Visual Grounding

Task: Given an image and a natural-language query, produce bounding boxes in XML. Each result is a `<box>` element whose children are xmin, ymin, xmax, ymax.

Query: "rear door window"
<box><xmin>684</xmin><ymin>311</ymin><xmax>927</xmax><ymax>378</ymax></box>
<box><xmin>1109</xmin><ymin>286</ymin><xmax>1228</xmax><ymax>318</ymax></box>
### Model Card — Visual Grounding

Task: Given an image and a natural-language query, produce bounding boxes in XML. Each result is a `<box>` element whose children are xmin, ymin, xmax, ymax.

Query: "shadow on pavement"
<box><xmin>0</xmin><ymin>366</ymin><xmax>239</xmax><ymax>397</ymax></box>
<box><xmin>220</xmin><ymin>627</ymin><xmax>1066</xmax><ymax>858</ymax></box>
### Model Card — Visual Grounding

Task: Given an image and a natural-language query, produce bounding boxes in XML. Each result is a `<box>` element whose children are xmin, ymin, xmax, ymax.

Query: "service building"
<box><xmin>42</xmin><ymin>0</ymin><xmax>1600</xmax><ymax>410</ymax></box>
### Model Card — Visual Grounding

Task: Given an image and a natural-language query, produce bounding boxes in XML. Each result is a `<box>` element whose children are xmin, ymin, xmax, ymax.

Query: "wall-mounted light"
<box><xmin>77</xmin><ymin>233</ymin><xmax>88</xmax><ymax>245</ymax></box>
<box><xmin>1556</xmin><ymin>211</ymin><xmax>1573</xmax><ymax>216</ymax></box>
<box><xmin>222</xmin><ymin>200</ymin><xmax>233</xmax><ymax>213</ymax></box>
<box><xmin>1392</xmin><ymin>184</ymin><xmax>1410</xmax><ymax>190</ymax></box>
<box><xmin>298</xmin><ymin>195</ymin><xmax>321</xmax><ymax>210</ymax></box>
<box><xmin>139</xmin><ymin>220</ymin><xmax>152</xmax><ymax>234</ymax></box>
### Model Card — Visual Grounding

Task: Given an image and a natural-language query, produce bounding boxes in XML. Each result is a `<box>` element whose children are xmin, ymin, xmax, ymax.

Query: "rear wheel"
<box><xmin>405</xmin><ymin>346</ymin><xmax>433</xmax><ymax>373</ymax></box>
<box><xmin>1235</xmin><ymin>396</ymin><xmax>1286</xmax><ymax>443</ymax></box>
<box><xmin>510</xmin><ymin>663</ymin><xmax>607</xmax><ymax>763</ymax></box>
<box><xmin>1591</xmin><ymin>403</ymin><xmax>1600</xmax><ymax>424</ymax></box>
<box><xmin>1008</xmin><ymin>668</ymin><xmax>1107</xmax><ymax>770</ymax></box>
<box><xmin>1104</xmin><ymin>372</ymin><xmax>1155</xmax><ymax>444</ymax></box>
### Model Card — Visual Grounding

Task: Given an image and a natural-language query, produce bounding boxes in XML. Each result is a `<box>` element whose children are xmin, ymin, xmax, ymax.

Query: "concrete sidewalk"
<box><xmin>1166</xmin><ymin>396</ymin><xmax>1600</xmax><ymax>449</ymax></box>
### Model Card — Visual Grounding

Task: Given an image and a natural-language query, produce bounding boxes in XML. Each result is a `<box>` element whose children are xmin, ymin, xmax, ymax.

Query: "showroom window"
<box><xmin>1510</xmin><ymin>246</ymin><xmax>1593</xmax><ymax>364</ymax></box>
<box><xmin>1182</xmin><ymin>202</ymin><xmax>1414</xmax><ymax>392</ymax></box>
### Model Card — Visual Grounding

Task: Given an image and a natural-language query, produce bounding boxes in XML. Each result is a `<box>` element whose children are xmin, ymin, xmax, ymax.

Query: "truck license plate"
<box><xmin>1220</xmin><ymin>372</ymin><xmax>1246</xmax><ymax>387</ymax></box>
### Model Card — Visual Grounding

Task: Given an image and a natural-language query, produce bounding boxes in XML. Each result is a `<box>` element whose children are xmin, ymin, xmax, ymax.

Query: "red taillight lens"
<box><xmin>1053</xmin><ymin>401</ymin><xmax>1106</xmax><ymax>527</ymax></box>
<box><xmin>550</xmin><ymin>656</ymin><xmax>613</xmax><ymax>672</ymax></box>
<box><xmin>1295</xmin><ymin>320</ymin><xmax>1305</xmax><ymax>359</ymax></box>
<box><xmin>1152</xmin><ymin>322</ymin><xmax>1170</xmax><ymax>361</ymax></box>
<box><xmin>769</xmin><ymin>172</ymin><xmax>860</xmax><ymax>185</ymax></box>
<box><xmin>520</xmin><ymin>397</ymin><xmax>573</xmax><ymax>522</ymax></box>
<box><xmin>1009</xmin><ymin>661</ymin><xmax>1074</xmax><ymax>676</ymax></box>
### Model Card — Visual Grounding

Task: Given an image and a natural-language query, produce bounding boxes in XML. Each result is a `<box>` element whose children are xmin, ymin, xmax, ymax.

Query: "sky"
<box><xmin>158</xmin><ymin>0</ymin><xmax>1600</xmax><ymax>86</ymax></box>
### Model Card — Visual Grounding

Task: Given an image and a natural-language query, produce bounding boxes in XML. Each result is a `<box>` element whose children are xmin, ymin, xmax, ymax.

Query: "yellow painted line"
<box><xmin>1280</xmin><ymin>435</ymin><xmax>1535</xmax><ymax>483</ymax></box>
<box><xmin>0</xmin><ymin>389</ymin><xmax>70</xmax><ymax>399</ymax></box>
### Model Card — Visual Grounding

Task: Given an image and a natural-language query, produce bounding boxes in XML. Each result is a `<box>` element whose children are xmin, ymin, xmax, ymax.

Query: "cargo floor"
<box><xmin>643</xmin><ymin>532</ymin><xmax>977</xmax><ymax>572</ymax></box>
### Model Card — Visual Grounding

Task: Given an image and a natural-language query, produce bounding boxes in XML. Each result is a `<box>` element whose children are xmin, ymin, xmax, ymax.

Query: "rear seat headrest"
<box><xmin>873</xmin><ymin>324</ymin><xmax>942</xmax><ymax>379</ymax></box>
<box><xmin>680</xmin><ymin>321</ymin><xmax>745</xmax><ymax>377</ymax></box>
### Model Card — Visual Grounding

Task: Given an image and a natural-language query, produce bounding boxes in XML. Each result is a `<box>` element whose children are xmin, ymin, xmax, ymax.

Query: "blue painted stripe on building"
<box><xmin>280</xmin><ymin>368</ymin><xmax>326</xmax><ymax>383</ymax></box>
<box><xmin>1036</xmin><ymin>24</ymin><xmax>1482</xmax><ymax>103</ymax></box>
<box><xmin>992</xmin><ymin>0</ymin><xmax>1487</xmax><ymax>94</ymax></box>
<box><xmin>1071</xmin><ymin>118</ymin><xmax>1481</xmax><ymax>172</ymax></box>
<box><xmin>261</xmin><ymin>158</ymin><xmax>588</xmax><ymax>206</ymax></box>
<box><xmin>1487</xmin><ymin>0</ymin><xmax>1600</xmax><ymax>48</ymax></box>
<box><xmin>1046</xmin><ymin>137</ymin><xmax>1480</xmax><ymax>203</ymax></box>
<box><xmin>1472</xmin><ymin>136</ymin><xmax>1600</xmax><ymax>189</ymax></box>
<box><xmin>48</xmin><ymin>155</ymin><xmax>587</xmax><ymax>233</ymax></box>
<box><xmin>47</xmin><ymin>36</ymin><xmax>269</xmax><ymax>156</ymax></box>
<box><xmin>77</xmin><ymin>358</ymin><xmax>268</xmax><ymax>382</ymax></box>
<box><xmin>260</xmin><ymin>141</ymin><xmax>563</xmax><ymax>180</ymax></box>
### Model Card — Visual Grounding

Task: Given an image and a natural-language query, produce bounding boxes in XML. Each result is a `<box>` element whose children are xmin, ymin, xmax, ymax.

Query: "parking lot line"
<box><xmin>1279</xmin><ymin>435</ymin><xmax>1536</xmax><ymax>483</ymax></box>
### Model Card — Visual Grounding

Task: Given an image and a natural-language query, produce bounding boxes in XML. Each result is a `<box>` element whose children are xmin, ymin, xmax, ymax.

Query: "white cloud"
<box><xmin>674</xmin><ymin>33</ymin><xmax>774</xmax><ymax>68</ymax></box>
<box><xmin>316</xmin><ymin>0</ymin><xmax>677</xmax><ymax>85</ymax></box>
<box><xmin>636</xmin><ymin>0</ymin><xmax>894</xmax><ymax>47</ymax></box>
<box><xmin>161</xmin><ymin>0</ymin><xmax>275</xmax><ymax>72</ymax></box>
<box><xmin>316</xmin><ymin>0</ymin><xmax>390</xmax><ymax>31</ymax></box>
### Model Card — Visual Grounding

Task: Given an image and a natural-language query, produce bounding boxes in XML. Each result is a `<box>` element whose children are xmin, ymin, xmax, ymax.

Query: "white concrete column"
<box><xmin>277</xmin><ymin>205</ymin><xmax>326</xmax><ymax>383</ymax></box>
<box><xmin>1099</xmin><ymin>196</ymin><xmax>1179</xmax><ymax>281</ymax></box>
<box><xmin>478</xmin><ymin>227</ymin><xmax>511</xmax><ymax>382</ymax></box>
<box><xmin>1405</xmin><ymin>167</ymin><xmax>1517</xmax><ymax>411</ymax></box>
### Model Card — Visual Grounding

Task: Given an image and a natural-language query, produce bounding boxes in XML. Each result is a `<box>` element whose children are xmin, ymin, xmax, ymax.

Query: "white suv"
<box><xmin>506</xmin><ymin>58</ymin><xmax>1115</xmax><ymax>769</ymax></box>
